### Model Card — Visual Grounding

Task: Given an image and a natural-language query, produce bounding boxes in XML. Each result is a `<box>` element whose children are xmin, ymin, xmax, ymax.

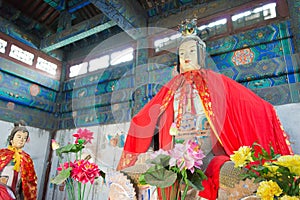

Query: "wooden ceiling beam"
<box><xmin>40</xmin><ymin>14</ymin><xmax>116</xmax><ymax>52</ymax></box>
<box><xmin>90</xmin><ymin>0</ymin><xmax>147</xmax><ymax>40</ymax></box>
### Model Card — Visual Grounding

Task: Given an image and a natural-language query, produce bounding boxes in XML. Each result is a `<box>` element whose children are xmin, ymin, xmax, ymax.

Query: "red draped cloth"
<box><xmin>0</xmin><ymin>183</ymin><xmax>15</xmax><ymax>200</ymax></box>
<box><xmin>117</xmin><ymin>69</ymin><xmax>293</xmax><ymax>199</ymax></box>
<box><xmin>0</xmin><ymin>148</ymin><xmax>38</xmax><ymax>200</ymax></box>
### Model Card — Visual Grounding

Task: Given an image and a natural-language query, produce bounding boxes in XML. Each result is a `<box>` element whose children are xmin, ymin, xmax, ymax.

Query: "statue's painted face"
<box><xmin>179</xmin><ymin>40</ymin><xmax>201</xmax><ymax>73</ymax></box>
<box><xmin>11</xmin><ymin>131</ymin><xmax>28</xmax><ymax>149</ymax></box>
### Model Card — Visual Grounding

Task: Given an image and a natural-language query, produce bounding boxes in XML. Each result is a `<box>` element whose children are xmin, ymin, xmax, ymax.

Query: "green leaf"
<box><xmin>147</xmin><ymin>154</ymin><xmax>170</xmax><ymax>167</ymax></box>
<box><xmin>50</xmin><ymin>168</ymin><xmax>72</xmax><ymax>184</ymax></box>
<box><xmin>77</xmin><ymin>139</ymin><xmax>85</xmax><ymax>144</ymax></box>
<box><xmin>186</xmin><ymin>169</ymin><xmax>207</xmax><ymax>191</ymax></box>
<box><xmin>143</xmin><ymin>165</ymin><xmax>177</xmax><ymax>188</ymax></box>
<box><xmin>56</xmin><ymin>143</ymin><xmax>84</xmax><ymax>157</ymax></box>
<box><xmin>139</xmin><ymin>174</ymin><xmax>147</xmax><ymax>185</ymax></box>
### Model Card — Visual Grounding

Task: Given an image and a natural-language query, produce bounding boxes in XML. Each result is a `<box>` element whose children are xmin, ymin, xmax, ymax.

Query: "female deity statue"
<box><xmin>117</xmin><ymin>19</ymin><xmax>293</xmax><ymax>199</ymax></box>
<box><xmin>0</xmin><ymin>120</ymin><xmax>37</xmax><ymax>200</ymax></box>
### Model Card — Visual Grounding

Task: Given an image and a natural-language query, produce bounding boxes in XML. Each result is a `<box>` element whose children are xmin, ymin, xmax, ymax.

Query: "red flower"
<box><xmin>71</xmin><ymin>160</ymin><xmax>100</xmax><ymax>184</ymax></box>
<box><xmin>73</xmin><ymin>128</ymin><xmax>94</xmax><ymax>144</ymax></box>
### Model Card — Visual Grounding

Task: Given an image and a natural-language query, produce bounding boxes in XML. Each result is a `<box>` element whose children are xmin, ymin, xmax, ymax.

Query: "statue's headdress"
<box><xmin>178</xmin><ymin>18</ymin><xmax>200</xmax><ymax>36</ymax></box>
<box><xmin>178</xmin><ymin>18</ymin><xmax>209</xmax><ymax>43</ymax></box>
<box><xmin>178</xmin><ymin>18</ymin><xmax>206</xmax><ymax>47</ymax></box>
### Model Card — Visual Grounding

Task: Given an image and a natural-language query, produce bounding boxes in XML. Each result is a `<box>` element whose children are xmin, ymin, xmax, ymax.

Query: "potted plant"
<box><xmin>230</xmin><ymin>143</ymin><xmax>300</xmax><ymax>200</ymax></box>
<box><xmin>139</xmin><ymin>139</ymin><xmax>207</xmax><ymax>200</ymax></box>
<box><xmin>51</xmin><ymin>128</ymin><xmax>104</xmax><ymax>200</ymax></box>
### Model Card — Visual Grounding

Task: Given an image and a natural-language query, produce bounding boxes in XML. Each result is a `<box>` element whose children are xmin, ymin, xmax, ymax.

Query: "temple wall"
<box><xmin>275</xmin><ymin>103</ymin><xmax>300</xmax><ymax>154</ymax></box>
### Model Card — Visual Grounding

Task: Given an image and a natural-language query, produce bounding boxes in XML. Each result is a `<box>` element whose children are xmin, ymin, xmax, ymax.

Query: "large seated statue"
<box><xmin>117</xmin><ymin>19</ymin><xmax>293</xmax><ymax>200</ymax></box>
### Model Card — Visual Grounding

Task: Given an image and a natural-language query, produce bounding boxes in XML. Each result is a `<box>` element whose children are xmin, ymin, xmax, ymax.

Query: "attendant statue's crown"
<box><xmin>178</xmin><ymin>18</ymin><xmax>199</xmax><ymax>36</ymax></box>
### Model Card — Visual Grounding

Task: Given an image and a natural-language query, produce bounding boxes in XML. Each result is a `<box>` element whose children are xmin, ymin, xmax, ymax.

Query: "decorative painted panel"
<box><xmin>211</xmin><ymin>38</ymin><xmax>291</xmax><ymax>70</ymax></box>
<box><xmin>61</xmin><ymin>88</ymin><xmax>134</xmax><ymax>113</ymax></box>
<box><xmin>253</xmin><ymin>83</ymin><xmax>296</xmax><ymax>105</ymax></box>
<box><xmin>207</xmin><ymin>21</ymin><xmax>292</xmax><ymax>55</ymax></box>
<box><xmin>0</xmin><ymin>58</ymin><xmax>60</xmax><ymax>91</ymax></box>
<box><xmin>241</xmin><ymin>75</ymin><xmax>288</xmax><ymax>89</ymax></box>
<box><xmin>0</xmin><ymin>71</ymin><xmax>56</xmax><ymax>112</ymax></box>
<box><xmin>218</xmin><ymin>54</ymin><xmax>299</xmax><ymax>84</ymax></box>
<box><xmin>148</xmin><ymin>53</ymin><xmax>177</xmax><ymax>72</ymax></box>
<box><xmin>63</xmin><ymin>63</ymin><xmax>134</xmax><ymax>91</ymax></box>
<box><xmin>148</xmin><ymin>67</ymin><xmax>173</xmax><ymax>87</ymax></box>
<box><xmin>0</xmin><ymin>99</ymin><xmax>56</xmax><ymax>130</ymax></box>
<box><xmin>72</xmin><ymin>106</ymin><xmax>131</xmax><ymax>128</ymax></box>
<box><xmin>287</xmin><ymin>0</ymin><xmax>300</xmax><ymax>52</ymax></box>
<box><xmin>59</xmin><ymin>62</ymin><xmax>135</xmax><ymax>127</ymax></box>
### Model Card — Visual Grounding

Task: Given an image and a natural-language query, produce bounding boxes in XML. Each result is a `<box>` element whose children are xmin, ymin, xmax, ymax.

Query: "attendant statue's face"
<box><xmin>179</xmin><ymin>39</ymin><xmax>201</xmax><ymax>73</ymax></box>
<box><xmin>11</xmin><ymin>131</ymin><xmax>28</xmax><ymax>149</ymax></box>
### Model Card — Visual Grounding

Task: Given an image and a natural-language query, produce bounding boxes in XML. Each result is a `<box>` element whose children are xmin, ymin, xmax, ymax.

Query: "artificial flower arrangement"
<box><xmin>230</xmin><ymin>143</ymin><xmax>300</xmax><ymax>200</ymax></box>
<box><xmin>51</xmin><ymin>128</ymin><xmax>103</xmax><ymax>200</ymax></box>
<box><xmin>139</xmin><ymin>139</ymin><xmax>207</xmax><ymax>200</ymax></box>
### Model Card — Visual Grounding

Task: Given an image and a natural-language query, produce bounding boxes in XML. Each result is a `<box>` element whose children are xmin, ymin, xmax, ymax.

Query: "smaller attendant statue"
<box><xmin>0</xmin><ymin>120</ymin><xmax>37</xmax><ymax>200</ymax></box>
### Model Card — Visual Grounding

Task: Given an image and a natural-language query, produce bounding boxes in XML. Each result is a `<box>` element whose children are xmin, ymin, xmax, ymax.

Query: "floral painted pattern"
<box><xmin>232</xmin><ymin>48</ymin><xmax>254</xmax><ymax>66</ymax></box>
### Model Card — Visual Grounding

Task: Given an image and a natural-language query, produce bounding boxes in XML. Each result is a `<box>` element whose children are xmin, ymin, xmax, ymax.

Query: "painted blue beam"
<box><xmin>68</xmin><ymin>1</ymin><xmax>91</xmax><ymax>13</ymax></box>
<box><xmin>40</xmin><ymin>14</ymin><xmax>116</xmax><ymax>52</ymax></box>
<box><xmin>89</xmin><ymin>0</ymin><xmax>147</xmax><ymax>40</ymax></box>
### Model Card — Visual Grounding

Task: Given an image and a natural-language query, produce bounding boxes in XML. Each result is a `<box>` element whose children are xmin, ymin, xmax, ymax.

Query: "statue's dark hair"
<box><xmin>7</xmin><ymin>120</ymin><xmax>29</xmax><ymax>145</ymax></box>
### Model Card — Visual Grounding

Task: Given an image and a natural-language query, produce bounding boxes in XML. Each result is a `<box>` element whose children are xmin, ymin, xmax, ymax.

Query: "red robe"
<box><xmin>0</xmin><ymin>148</ymin><xmax>37</xmax><ymax>200</ymax></box>
<box><xmin>117</xmin><ymin>69</ymin><xmax>293</xmax><ymax>199</ymax></box>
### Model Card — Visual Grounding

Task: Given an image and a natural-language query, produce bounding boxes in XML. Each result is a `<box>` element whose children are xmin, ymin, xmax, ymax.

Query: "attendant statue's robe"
<box><xmin>0</xmin><ymin>148</ymin><xmax>37</xmax><ymax>200</ymax></box>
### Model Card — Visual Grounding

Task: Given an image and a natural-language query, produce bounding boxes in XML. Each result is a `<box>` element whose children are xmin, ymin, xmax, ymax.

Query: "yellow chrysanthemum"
<box><xmin>263</xmin><ymin>162</ymin><xmax>281</xmax><ymax>177</ymax></box>
<box><xmin>280</xmin><ymin>195</ymin><xmax>300</xmax><ymax>200</ymax></box>
<box><xmin>264</xmin><ymin>162</ymin><xmax>279</xmax><ymax>173</ymax></box>
<box><xmin>275</xmin><ymin>155</ymin><xmax>300</xmax><ymax>176</ymax></box>
<box><xmin>230</xmin><ymin>146</ymin><xmax>252</xmax><ymax>168</ymax></box>
<box><xmin>257</xmin><ymin>180</ymin><xmax>282</xmax><ymax>200</ymax></box>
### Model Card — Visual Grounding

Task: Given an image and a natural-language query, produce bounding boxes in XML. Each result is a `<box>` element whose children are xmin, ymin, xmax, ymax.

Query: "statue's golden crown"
<box><xmin>178</xmin><ymin>18</ymin><xmax>199</xmax><ymax>36</ymax></box>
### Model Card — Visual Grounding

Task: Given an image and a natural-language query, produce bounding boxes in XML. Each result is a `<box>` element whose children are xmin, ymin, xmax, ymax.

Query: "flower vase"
<box><xmin>157</xmin><ymin>180</ymin><xmax>181</xmax><ymax>200</ymax></box>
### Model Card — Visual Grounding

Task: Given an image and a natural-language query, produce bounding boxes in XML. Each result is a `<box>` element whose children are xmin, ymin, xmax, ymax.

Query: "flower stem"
<box><xmin>81</xmin><ymin>183</ymin><xmax>86</xmax><ymax>200</ymax></box>
<box><xmin>161</xmin><ymin>188</ymin><xmax>167</xmax><ymax>200</ymax></box>
<box><xmin>176</xmin><ymin>184</ymin><xmax>181</xmax><ymax>200</ymax></box>
<box><xmin>181</xmin><ymin>184</ymin><xmax>189</xmax><ymax>200</ymax></box>
<box><xmin>86</xmin><ymin>184</ymin><xmax>93</xmax><ymax>199</ymax></box>
<box><xmin>65</xmin><ymin>178</ymin><xmax>75</xmax><ymax>200</ymax></box>
<box><xmin>78</xmin><ymin>182</ymin><xmax>82</xmax><ymax>200</ymax></box>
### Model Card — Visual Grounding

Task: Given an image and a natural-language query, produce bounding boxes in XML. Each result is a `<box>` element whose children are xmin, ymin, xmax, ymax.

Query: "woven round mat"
<box><xmin>121</xmin><ymin>164</ymin><xmax>152</xmax><ymax>185</ymax></box>
<box><xmin>219</xmin><ymin>161</ymin><xmax>247</xmax><ymax>188</ymax></box>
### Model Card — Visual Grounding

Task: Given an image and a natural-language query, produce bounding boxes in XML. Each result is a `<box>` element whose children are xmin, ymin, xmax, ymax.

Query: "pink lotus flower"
<box><xmin>168</xmin><ymin>141</ymin><xmax>205</xmax><ymax>173</ymax></box>
<box><xmin>73</xmin><ymin>128</ymin><xmax>94</xmax><ymax>144</ymax></box>
<box><xmin>71</xmin><ymin>160</ymin><xmax>100</xmax><ymax>184</ymax></box>
<box><xmin>186</xmin><ymin>140</ymin><xmax>205</xmax><ymax>170</ymax></box>
<box><xmin>141</xmin><ymin>139</ymin><xmax>207</xmax><ymax>199</ymax></box>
